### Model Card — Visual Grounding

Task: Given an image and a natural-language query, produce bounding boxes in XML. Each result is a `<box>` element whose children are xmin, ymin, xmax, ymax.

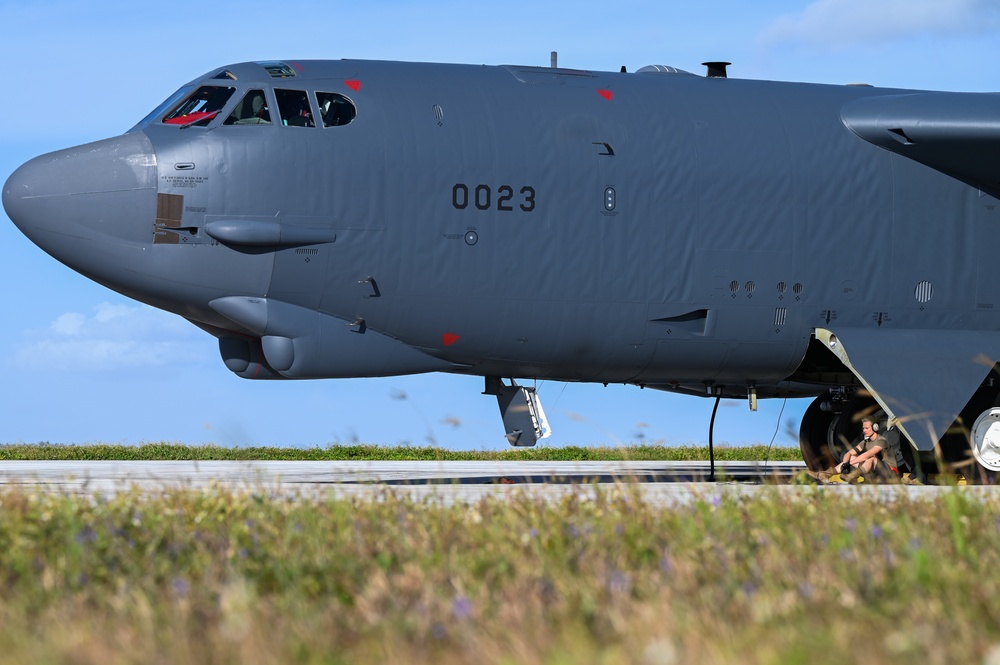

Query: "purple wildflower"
<box><xmin>75</xmin><ymin>524</ymin><xmax>97</xmax><ymax>545</ymax></box>
<box><xmin>608</xmin><ymin>571</ymin><xmax>631</xmax><ymax>594</ymax></box>
<box><xmin>171</xmin><ymin>578</ymin><xmax>190</xmax><ymax>596</ymax></box>
<box><xmin>451</xmin><ymin>595</ymin><xmax>472</xmax><ymax>620</ymax></box>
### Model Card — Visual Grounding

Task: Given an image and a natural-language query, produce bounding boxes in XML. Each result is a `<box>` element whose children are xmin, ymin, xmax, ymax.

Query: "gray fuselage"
<box><xmin>6</xmin><ymin>58</ymin><xmax>1000</xmax><ymax>458</ymax></box>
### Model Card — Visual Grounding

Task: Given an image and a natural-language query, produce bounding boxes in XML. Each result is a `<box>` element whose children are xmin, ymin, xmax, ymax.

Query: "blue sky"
<box><xmin>2</xmin><ymin>0</ymin><xmax>999</xmax><ymax>449</ymax></box>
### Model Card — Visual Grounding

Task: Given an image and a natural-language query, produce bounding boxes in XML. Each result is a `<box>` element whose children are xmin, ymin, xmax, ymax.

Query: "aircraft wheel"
<box><xmin>930</xmin><ymin>387</ymin><xmax>1000</xmax><ymax>484</ymax></box>
<box><xmin>968</xmin><ymin>408</ymin><xmax>1000</xmax><ymax>483</ymax></box>
<box><xmin>798</xmin><ymin>395</ymin><xmax>843</xmax><ymax>471</ymax></box>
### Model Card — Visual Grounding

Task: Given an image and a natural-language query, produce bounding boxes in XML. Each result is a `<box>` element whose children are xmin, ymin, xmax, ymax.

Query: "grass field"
<box><xmin>0</xmin><ymin>483</ymin><xmax>997</xmax><ymax>664</ymax></box>
<box><xmin>0</xmin><ymin>442</ymin><xmax>804</xmax><ymax>462</ymax></box>
<box><xmin>2</xmin><ymin>444</ymin><xmax>995</xmax><ymax>664</ymax></box>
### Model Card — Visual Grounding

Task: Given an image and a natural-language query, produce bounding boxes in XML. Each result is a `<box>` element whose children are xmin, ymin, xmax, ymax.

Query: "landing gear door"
<box><xmin>491</xmin><ymin>380</ymin><xmax>552</xmax><ymax>447</ymax></box>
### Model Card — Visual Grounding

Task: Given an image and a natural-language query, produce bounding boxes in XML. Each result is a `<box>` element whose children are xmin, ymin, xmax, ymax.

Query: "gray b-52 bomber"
<box><xmin>6</xmin><ymin>58</ymin><xmax>1000</xmax><ymax>478</ymax></box>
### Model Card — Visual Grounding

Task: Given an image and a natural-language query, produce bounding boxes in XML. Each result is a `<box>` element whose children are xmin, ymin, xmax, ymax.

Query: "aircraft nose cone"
<box><xmin>3</xmin><ymin>132</ymin><xmax>157</xmax><ymax>279</ymax></box>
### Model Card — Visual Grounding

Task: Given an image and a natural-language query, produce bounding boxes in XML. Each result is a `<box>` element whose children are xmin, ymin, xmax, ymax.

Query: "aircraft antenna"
<box><xmin>550</xmin><ymin>51</ymin><xmax>557</xmax><ymax>68</ymax></box>
<box><xmin>702</xmin><ymin>61</ymin><xmax>731</xmax><ymax>78</ymax></box>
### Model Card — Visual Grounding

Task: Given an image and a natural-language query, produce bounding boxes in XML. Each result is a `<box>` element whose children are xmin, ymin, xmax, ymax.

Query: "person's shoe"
<box><xmin>795</xmin><ymin>471</ymin><xmax>821</xmax><ymax>484</ymax></box>
<box><xmin>841</xmin><ymin>467</ymin><xmax>863</xmax><ymax>483</ymax></box>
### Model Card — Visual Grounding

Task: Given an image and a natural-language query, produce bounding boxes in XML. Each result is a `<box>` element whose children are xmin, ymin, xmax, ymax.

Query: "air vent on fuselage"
<box><xmin>915</xmin><ymin>281</ymin><xmax>933</xmax><ymax>303</ymax></box>
<box><xmin>651</xmin><ymin>309</ymin><xmax>710</xmax><ymax>335</ymax></box>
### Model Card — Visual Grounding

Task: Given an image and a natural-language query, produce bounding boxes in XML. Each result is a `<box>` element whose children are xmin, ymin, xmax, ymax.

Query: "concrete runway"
<box><xmin>0</xmin><ymin>459</ymin><xmax>991</xmax><ymax>504</ymax></box>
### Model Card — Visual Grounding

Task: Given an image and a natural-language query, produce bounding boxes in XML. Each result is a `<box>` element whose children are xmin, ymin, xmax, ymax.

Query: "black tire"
<box><xmin>798</xmin><ymin>394</ymin><xmax>839</xmax><ymax>471</ymax></box>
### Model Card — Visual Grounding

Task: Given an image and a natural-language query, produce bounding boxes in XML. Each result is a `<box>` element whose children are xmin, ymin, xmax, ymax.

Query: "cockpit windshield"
<box><xmin>162</xmin><ymin>86</ymin><xmax>236</xmax><ymax>127</ymax></box>
<box><xmin>146</xmin><ymin>81</ymin><xmax>357</xmax><ymax>131</ymax></box>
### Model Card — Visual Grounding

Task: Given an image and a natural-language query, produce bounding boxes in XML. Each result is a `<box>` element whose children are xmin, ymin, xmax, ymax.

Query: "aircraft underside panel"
<box><xmin>816</xmin><ymin>327</ymin><xmax>1000</xmax><ymax>451</ymax></box>
<box><xmin>208</xmin><ymin>295</ymin><xmax>456</xmax><ymax>378</ymax></box>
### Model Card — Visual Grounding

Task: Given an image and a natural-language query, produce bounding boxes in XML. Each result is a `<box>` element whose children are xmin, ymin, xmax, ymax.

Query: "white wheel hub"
<box><xmin>971</xmin><ymin>408</ymin><xmax>1000</xmax><ymax>471</ymax></box>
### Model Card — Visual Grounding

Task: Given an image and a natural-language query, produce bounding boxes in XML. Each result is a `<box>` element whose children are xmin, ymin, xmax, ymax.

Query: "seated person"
<box><xmin>826</xmin><ymin>417</ymin><xmax>888</xmax><ymax>480</ymax></box>
<box><xmin>285</xmin><ymin>103</ymin><xmax>313</xmax><ymax>127</ymax></box>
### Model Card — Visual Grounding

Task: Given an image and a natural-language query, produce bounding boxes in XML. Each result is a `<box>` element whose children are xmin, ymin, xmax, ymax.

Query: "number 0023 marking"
<box><xmin>452</xmin><ymin>184</ymin><xmax>535</xmax><ymax>212</ymax></box>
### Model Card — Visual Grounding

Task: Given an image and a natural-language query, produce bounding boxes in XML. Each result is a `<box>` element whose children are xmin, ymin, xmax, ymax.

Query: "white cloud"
<box><xmin>13</xmin><ymin>302</ymin><xmax>211</xmax><ymax>372</ymax></box>
<box><xmin>50</xmin><ymin>312</ymin><xmax>85</xmax><ymax>336</ymax></box>
<box><xmin>760</xmin><ymin>0</ymin><xmax>1000</xmax><ymax>48</ymax></box>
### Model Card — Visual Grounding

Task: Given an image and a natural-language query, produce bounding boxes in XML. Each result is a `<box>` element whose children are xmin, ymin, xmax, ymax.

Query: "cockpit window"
<box><xmin>316</xmin><ymin>92</ymin><xmax>357</xmax><ymax>127</ymax></box>
<box><xmin>223</xmin><ymin>90</ymin><xmax>272</xmax><ymax>125</ymax></box>
<box><xmin>162</xmin><ymin>86</ymin><xmax>235</xmax><ymax>126</ymax></box>
<box><xmin>134</xmin><ymin>85</ymin><xmax>194</xmax><ymax>128</ymax></box>
<box><xmin>275</xmin><ymin>89</ymin><xmax>314</xmax><ymax>127</ymax></box>
<box><xmin>258</xmin><ymin>61</ymin><xmax>297</xmax><ymax>78</ymax></box>
<box><xmin>213</xmin><ymin>69</ymin><xmax>237</xmax><ymax>80</ymax></box>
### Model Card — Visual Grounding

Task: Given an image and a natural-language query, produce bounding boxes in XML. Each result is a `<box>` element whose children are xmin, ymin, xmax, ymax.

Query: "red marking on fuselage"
<box><xmin>253</xmin><ymin>339</ymin><xmax>263</xmax><ymax>379</ymax></box>
<box><xmin>597</xmin><ymin>89</ymin><xmax>613</xmax><ymax>101</ymax></box>
<box><xmin>442</xmin><ymin>333</ymin><xmax>460</xmax><ymax>347</ymax></box>
<box><xmin>345</xmin><ymin>80</ymin><xmax>362</xmax><ymax>91</ymax></box>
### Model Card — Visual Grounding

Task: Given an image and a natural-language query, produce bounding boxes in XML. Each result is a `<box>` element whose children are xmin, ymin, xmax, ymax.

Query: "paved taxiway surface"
<box><xmin>0</xmin><ymin>460</ymin><xmax>992</xmax><ymax>504</ymax></box>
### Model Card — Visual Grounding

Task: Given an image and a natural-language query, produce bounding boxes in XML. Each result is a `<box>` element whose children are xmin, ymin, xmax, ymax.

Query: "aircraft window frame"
<box><xmin>133</xmin><ymin>85</ymin><xmax>195</xmax><ymax>129</ymax></box>
<box><xmin>162</xmin><ymin>85</ymin><xmax>236</xmax><ymax>127</ymax></box>
<box><xmin>274</xmin><ymin>89</ymin><xmax>315</xmax><ymax>128</ymax></box>
<box><xmin>223</xmin><ymin>89</ymin><xmax>273</xmax><ymax>126</ymax></box>
<box><xmin>258</xmin><ymin>61</ymin><xmax>297</xmax><ymax>78</ymax></box>
<box><xmin>315</xmin><ymin>92</ymin><xmax>357</xmax><ymax>127</ymax></box>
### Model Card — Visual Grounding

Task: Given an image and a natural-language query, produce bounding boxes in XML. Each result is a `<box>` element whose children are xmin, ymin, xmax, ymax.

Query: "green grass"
<box><xmin>0</xmin><ymin>486</ymin><xmax>995</xmax><ymax>664</ymax></box>
<box><xmin>0</xmin><ymin>442</ymin><xmax>803</xmax><ymax>462</ymax></box>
